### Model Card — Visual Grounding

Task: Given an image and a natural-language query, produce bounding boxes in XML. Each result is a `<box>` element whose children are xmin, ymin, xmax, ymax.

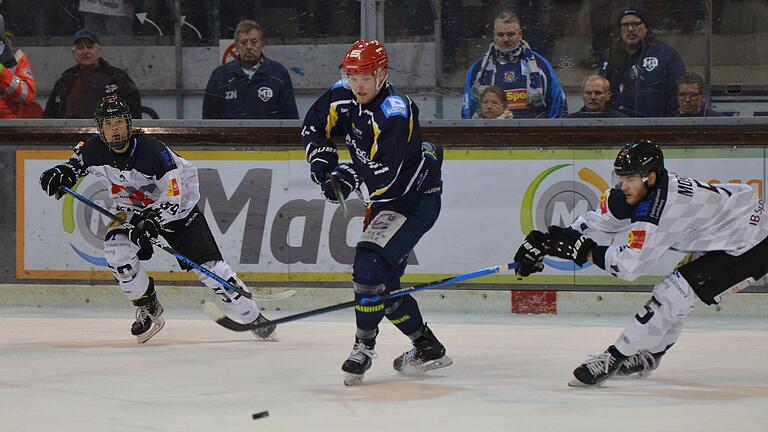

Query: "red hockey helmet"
<box><xmin>342</xmin><ymin>40</ymin><xmax>389</xmax><ymax>75</ymax></box>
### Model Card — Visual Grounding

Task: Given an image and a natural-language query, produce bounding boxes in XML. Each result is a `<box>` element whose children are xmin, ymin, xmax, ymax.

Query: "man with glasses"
<box><xmin>568</xmin><ymin>75</ymin><xmax>628</xmax><ymax>118</ymax></box>
<box><xmin>462</xmin><ymin>11</ymin><xmax>566</xmax><ymax>119</ymax></box>
<box><xmin>676</xmin><ymin>72</ymin><xmax>723</xmax><ymax>117</ymax></box>
<box><xmin>600</xmin><ymin>5</ymin><xmax>685</xmax><ymax>117</ymax></box>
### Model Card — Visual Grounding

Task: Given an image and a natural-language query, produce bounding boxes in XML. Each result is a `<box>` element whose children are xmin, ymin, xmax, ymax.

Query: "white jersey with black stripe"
<box><xmin>570</xmin><ymin>171</ymin><xmax>768</xmax><ymax>281</ymax></box>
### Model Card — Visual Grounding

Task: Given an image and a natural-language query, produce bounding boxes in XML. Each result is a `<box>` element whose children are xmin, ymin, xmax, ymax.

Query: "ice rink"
<box><xmin>1</xmin><ymin>307</ymin><xmax>767</xmax><ymax>432</ymax></box>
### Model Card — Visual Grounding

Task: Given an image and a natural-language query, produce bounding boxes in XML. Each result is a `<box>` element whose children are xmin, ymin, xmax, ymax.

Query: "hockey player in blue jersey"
<box><xmin>39</xmin><ymin>95</ymin><xmax>276</xmax><ymax>343</ymax></box>
<box><xmin>301</xmin><ymin>40</ymin><xmax>452</xmax><ymax>385</ymax></box>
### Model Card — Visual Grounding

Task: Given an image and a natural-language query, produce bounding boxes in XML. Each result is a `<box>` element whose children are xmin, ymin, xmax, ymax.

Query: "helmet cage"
<box><xmin>95</xmin><ymin>95</ymin><xmax>132</xmax><ymax>151</ymax></box>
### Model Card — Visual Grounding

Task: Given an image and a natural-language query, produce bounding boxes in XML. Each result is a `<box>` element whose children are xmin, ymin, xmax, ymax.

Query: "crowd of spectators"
<box><xmin>0</xmin><ymin>2</ymin><xmax>736</xmax><ymax>120</ymax></box>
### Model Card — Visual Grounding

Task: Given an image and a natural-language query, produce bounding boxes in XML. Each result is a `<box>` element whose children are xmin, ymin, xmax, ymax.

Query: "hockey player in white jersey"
<box><xmin>514</xmin><ymin>140</ymin><xmax>768</xmax><ymax>386</ymax></box>
<box><xmin>39</xmin><ymin>95</ymin><xmax>277</xmax><ymax>343</ymax></box>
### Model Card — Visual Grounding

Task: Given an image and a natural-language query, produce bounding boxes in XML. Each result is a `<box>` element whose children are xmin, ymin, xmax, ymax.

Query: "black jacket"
<box><xmin>43</xmin><ymin>58</ymin><xmax>141</xmax><ymax>119</ymax></box>
<box><xmin>600</xmin><ymin>34</ymin><xmax>685</xmax><ymax>117</ymax></box>
<box><xmin>202</xmin><ymin>55</ymin><xmax>298</xmax><ymax>119</ymax></box>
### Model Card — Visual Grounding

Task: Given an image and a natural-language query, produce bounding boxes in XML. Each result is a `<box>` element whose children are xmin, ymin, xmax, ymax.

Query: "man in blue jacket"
<box><xmin>600</xmin><ymin>5</ymin><xmax>686</xmax><ymax>117</ymax></box>
<box><xmin>462</xmin><ymin>11</ymin><xmax>566</xmax><ymax>119</ymax></box>
<box><xmin>203</xmin><ymin>20</ymin><xmax>298</xmax><ymax>119</ymax></box>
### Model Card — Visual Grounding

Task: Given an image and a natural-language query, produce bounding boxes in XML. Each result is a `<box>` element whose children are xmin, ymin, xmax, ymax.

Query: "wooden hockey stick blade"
<box><xmin>204</xmin><ymin>262</ymin><xmax>519</xmax><ymax>332</ymax></box>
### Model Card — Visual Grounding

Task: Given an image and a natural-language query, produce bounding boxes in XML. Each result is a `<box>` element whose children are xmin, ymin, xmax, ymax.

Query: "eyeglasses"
<box><xmin>677</xmin><ymin>92</ymin><xmax>702</xmax><ymax>99</ymax></box>
<box><xmin>495</xmin><ymin>32</ymin><xmax>518</xmax><ymax>38</ymax></box>
<box><xmin>620</xmin><ymin>21</ymin><xmax>645</xmax><ymax>29</ymax></box>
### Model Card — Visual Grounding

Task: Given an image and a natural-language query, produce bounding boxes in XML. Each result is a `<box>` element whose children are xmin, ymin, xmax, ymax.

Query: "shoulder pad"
<box><xmin>331</xmin><ymin>79</ymin><xmax>348</xmax><ymax>90</ymax></box>
<box><xmin>380</xmin><ymin>95</ymin><xmax>409</xmax><ymax>119</ymax></box>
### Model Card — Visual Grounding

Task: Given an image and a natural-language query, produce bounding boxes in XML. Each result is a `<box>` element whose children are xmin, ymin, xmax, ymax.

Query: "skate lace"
<box><xmin>622</xmin><ymin>350</ymin><xmax>657</xmax><ymax>372</ymax></box>
<box><xmin>349</xmin><ymin>342</ymin><xmax>378</xmax><ymax>364</ymax></box>
<box><xmin>583</xmin><ymin>352</ymin><xmax>615</xmax><ymax>376</ymax></box>
<box><xmin>400</xmin><ymin>347</ymin><xmax>422</xmax><ymax>365</ymax></box>
<box><xmin>135</xmin><ymin>305</ymin><xmax>157</xmax><ymax>323</ymax></box>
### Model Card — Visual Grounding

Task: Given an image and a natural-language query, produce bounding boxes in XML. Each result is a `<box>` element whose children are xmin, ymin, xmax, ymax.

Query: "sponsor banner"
<box><xmin>17</xmin><ymin>148</ymin><xmax>766</xmax><ymax>284</ymax></box>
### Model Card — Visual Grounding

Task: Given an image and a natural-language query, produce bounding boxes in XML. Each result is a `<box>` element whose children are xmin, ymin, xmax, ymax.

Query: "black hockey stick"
<box><xmin>328</xmin><ymin>177</ymin><xmax>348</xmax><ymax>217</ymax></box>
<box><xmin>61</xmin><ymin>186</ymin><xmax>253</xmax><ymax>299</ymax></box>
<box><xmin>203</xmin><ymin>261</ymin><xmax>519</xmax><ymax>332</ymax></box>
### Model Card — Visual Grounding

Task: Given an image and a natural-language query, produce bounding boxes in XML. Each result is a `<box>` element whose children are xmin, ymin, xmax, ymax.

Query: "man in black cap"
<box><xmin>599</xmin><ymin>4</ymin><xmax>686</xmax><ymax>117</ymax></box>
<box><xmin>43</xmin><ymin>29</ymin><xmax>141</xmax><ymax>119</ymax></box>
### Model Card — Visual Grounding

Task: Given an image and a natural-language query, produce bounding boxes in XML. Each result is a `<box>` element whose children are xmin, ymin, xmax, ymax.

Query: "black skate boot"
<box><xmin>615</xmin><ymin>350</ymin><xmax>665</xmax><ymax>378</ymax></box>
<box><xmin>130</xmin><ymin>278</ymin><xmax>165</xmax><ymax>344</ymax></box>
<box><xmin>569</xmin><ymin>345</ymin><xmax>625</xmax><ymax>387</ymax></box>
<box><xmin>393</xmin><ymin>324</ymin><xmax>453</xmax><ymax>375</ymax></box>
<box><xmin>342</xmin><ymin>337</ymin><xmax>378</xmax><ymax>386</ymax></box>
<box><xmin>251</xmin><ymin>313</ymin><xmax>278</xmax><ymax>341</ymax></box>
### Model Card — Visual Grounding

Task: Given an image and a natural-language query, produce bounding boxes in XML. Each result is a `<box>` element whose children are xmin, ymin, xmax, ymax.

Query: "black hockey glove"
<box><xmin>40</xmin><ymin>164</ymin><xmax>77</xmax><ymax>199</ymax></box>
<box><xmin>547</xmin><ymin>226</ymin><xmax>597</xmax><ymax>267</ymax></box>
<box><xmin>129</xmin><ymin>211</ymin><xmax>161</xmax><ymax>254</ymax></box>
<box><xmin>307</xmin><ymin>144</ymin><xmax>338</xmax><ymax>185</ymax></box>
<box><xmin>514</xmin><ymin>230</ymin><xmax>550</xmax><ymax>279</ymax></box>
<box><xmin>322</xmin><ymin>163</ymin><xmax>359</xmax><ymax>203</ymax></box>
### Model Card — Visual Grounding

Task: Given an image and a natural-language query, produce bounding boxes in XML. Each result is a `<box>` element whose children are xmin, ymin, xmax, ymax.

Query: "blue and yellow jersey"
<box><xmin>301</xmin><ymin>81</ymin><xmax>439</xmax><ymax>205</ymax></box>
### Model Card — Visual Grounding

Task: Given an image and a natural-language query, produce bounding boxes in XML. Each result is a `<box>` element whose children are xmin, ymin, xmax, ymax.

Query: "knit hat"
<box><xmin>617</xmin><ymin>4</ymin><xmax>651</xmax><ymax>29</ymax></box>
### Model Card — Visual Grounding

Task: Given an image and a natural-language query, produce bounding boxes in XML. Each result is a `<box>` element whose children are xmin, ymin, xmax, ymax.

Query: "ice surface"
<box><xmin>1</xmin><ymin>308</ymin><xmax>766</xmax><ymax>432</ymax></box>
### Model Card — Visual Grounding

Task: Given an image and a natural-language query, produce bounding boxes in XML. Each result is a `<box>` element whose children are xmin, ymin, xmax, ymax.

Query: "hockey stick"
<box><xmin>328</xmin><ymin>178</ymin><xmax>348</xmax><ymax>217</ymax></box>
<box><xmin>61</xmin><ymin>186</ymin><xmax>253</xmax><ymax>299</ymax></box>
<box><xmin>203</xmin><ymin>261</ymin><xmax>519</xmax><ymax>332</ymax></box>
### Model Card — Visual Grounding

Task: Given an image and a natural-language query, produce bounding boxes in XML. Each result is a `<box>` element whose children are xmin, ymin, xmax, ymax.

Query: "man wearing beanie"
<box><xmin>600</xmin><ymin>4</ymin><xmax>686</xmax><ymax>117</ymax></box>
<box><xmin>0</xmin><ymin>14</ymin><xmax>37</xmax><ymax>118</ymax></box>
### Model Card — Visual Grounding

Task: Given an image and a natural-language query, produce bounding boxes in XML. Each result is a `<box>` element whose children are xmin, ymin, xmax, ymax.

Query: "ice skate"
<box><xmin>569</xmin><ymin>346</ymin><xmax>624</xmax><ymax>387</ymax></box>
<box><xmin>131</xmin><ymin>280</ymin><xmax>165</xmax><ymax>344</ymax></box>
<box><xmin>342</xmin><ymin>337</ymin><xmax>377</xmax><ymax>386</ymax></box>
<box><xmin>615</xmin><ymin>350</ymin><xmax>664</xmax><ymax>379</ymax></box>
<box><xmin>393</xmin><ymin>324</ymin><xmax>453</xmax><ymax>376</ymax></box>
<box><xmin>251</xmin><ymin>313</ymin><xmax>278</xmax><ymax>342</ymax></box>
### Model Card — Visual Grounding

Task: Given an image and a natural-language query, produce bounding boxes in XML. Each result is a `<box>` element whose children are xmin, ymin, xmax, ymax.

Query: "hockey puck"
<box><xmin>252</xmin><ymin>411</ymin><xmax>269</xmax><ymax>420</ymax></box>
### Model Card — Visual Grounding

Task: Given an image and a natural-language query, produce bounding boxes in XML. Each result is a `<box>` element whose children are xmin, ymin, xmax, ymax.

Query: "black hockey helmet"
<box><xmin>613</xmin><ymin>139</ymin><xmax>665</xmax><ymax>179</ymax></box>
<box><xmin>95</xmin><ymin>95</ymin><xmax>132</xmax><ymax>150</ymax></box>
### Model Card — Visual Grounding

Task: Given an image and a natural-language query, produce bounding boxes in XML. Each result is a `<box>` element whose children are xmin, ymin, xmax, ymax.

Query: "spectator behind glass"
<box><xmin>676</xmin><ymin>72</ymin><xmax>723</xmax><ymax>117</ymax></box>
<box><xmin>462</xmin><ymin>11</ymin><xmax>566</xmax><ymax>119</ymax></box>
<box><xmin>568</xmin><ymin>75</ymin><xmax>629</xmax><ymax>118</ymax></box>
<box><xmin>79</xmin><ymin>0</ymin><xmax>136</xmax><ymax>36</ymax></box>
<box><xmin>600</xmin><ymin>4</ymin><xmax>686</xmax><ymax>117</ymax></box>
<box><xmin>44</xmin><ymin>29</ymin><xmax>141</xmax><ymax>119</ymax></box>
<box><xmin>0</xmin><ymin>14</ymin><xmax>37</xmax><ymax>118</ymax></box>
<box><xmin>203</xmin><ymin>19</ymin><xmax>298</xmax><ymax>119</ymax></box>
<box><xmin>500</xmin><ymin>0</ymin><xmax>554</xmax><ymax>58</ymax></box>
<box><xmin>474</xmin><ymin>86</ymin><xmax>514</xmax><ymax>119</ymax></box>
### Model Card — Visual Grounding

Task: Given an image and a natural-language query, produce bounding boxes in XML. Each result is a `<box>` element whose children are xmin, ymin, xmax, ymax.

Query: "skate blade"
<box><xmin>343</xmin><ymin>373</ymin><xmax>365</xmax><ymax>386</ymax></box>
<box><xmin>136</xmin><ymin>317</ymin><xmax>166</xmax><ymax>344</ymax></box>
<box><xmin>397</xmin><ymin>355</ymin><xmax>453</xmax><ymax>376</ymax></box>
<box><xmin>252</xmin><ymin>332</ymin><xmax>279</xmax><ymax>342</ymax></box>
<box><xmin>568</xmin><ymin>377</ymin><xmax>604</xmax><ymax>388</ymax></box>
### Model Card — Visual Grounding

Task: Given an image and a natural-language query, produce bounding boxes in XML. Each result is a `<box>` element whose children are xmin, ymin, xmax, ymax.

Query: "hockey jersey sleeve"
<box><xmin>570</xmin><ymin>188</ymin><xmax>632</xmax><ymax>236</ymax></box>
<box><xmin>301</xmin><ymin>84</ymin><xmax>346</xmax><ymax>159</ymax></box>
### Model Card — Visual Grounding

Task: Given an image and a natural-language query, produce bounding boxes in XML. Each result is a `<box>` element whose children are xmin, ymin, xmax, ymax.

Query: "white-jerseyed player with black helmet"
<box><xmin>39</xmin><ymin>95</ymin><xmax>277</xmax><ymax>343</ymax></box>
<box><xmin>514</xmin><ymin>139</ymin><xmax>768</xmax><ymax>386</ymax></box>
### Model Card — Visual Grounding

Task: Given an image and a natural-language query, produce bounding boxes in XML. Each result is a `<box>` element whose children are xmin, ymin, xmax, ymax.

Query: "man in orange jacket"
<box><xmin>0</xmin><ymin>14</ymin><xmax>36</xmax><ymax>118</ymax></box>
